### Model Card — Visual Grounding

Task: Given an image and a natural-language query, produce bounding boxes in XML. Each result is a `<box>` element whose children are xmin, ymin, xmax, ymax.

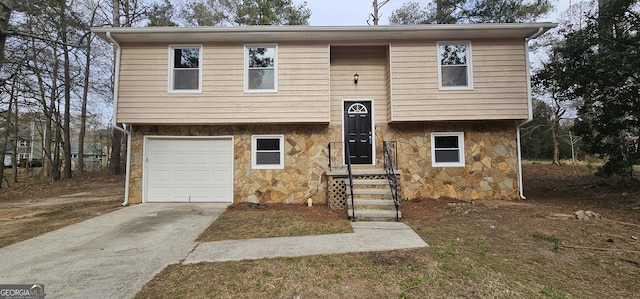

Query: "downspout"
<box><xmin>516</xmin><ymin>27</ymin><xmax>545</xmax><ymax>200</ymax></box>
<box><xmin>105</xmin><ymin>31</ymin><xmax>131</xmax><ymax>206</ymax></box>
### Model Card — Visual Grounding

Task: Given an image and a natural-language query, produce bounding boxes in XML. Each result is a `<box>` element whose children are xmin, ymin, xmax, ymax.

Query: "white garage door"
<box><xmin>144</xmin><ymin>137</ymin><xmax>233</xmax><ymax>203</ymax></box>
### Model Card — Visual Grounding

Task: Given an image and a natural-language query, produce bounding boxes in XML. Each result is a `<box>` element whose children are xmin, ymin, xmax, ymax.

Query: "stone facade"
<box><xmin>380</xmin><ymin>121</ymin><xmax>520</xmax><ymax>200</ymax></box>
<box><xmin>127</xmin><ymin>121</ymin><xmax>520</xmax><ymax>205</ymax></box>
<box><xmin>129</xmin><ymin>124</ymin><xmax>332</xmax><ymax>205</ymax></box>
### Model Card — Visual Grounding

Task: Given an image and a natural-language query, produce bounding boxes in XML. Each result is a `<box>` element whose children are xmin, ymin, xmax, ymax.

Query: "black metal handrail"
<box><xmin>383</xmin><ymin>141</ymin><xmax>400</xmax><ymax>221</ymax></box>
<box><xmin>345</xmin><ymin>142</ymin><xmax>356</xmax><ymax>221</ymax></box>
<box><xmin>328</xmin><ymin>142</ymin><xmax>333</xmax><ymax>171</ymax></box>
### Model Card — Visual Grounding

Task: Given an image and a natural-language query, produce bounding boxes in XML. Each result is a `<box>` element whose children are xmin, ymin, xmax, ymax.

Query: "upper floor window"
<box><xmin>438</xmin><ymin>42</ymin><xmax>473</xmax><ymax>90</ymax></box>
<box><xmin>18</xmin><ymin>140</ymin><xmax>27</xmax><ymax>147</ymax></box>
<box><xmin>169</xmin><ymin>45</ymin><xmax>202</xmax><ymax>92</ymax></box>
<box><xmin>245</xmin><ymin>45</ymin><xmax>277</xmax><ymax>92</ymax></box>
<box><xmin>431</xmin><ymin>132</ymin><xmax>465</xmax><ymax>167</ymax></box>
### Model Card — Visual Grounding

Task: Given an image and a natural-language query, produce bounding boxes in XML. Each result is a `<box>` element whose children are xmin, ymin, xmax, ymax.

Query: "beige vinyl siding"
<box><xmin>390</xmin><ymin>39</ymin><xmax>529</xmax><ymax>121</ymax></box>
<box><xmin>329</xmin><ymin>46</ymin><xmax>389</xmax><ymax>124</ymax></box>
<box><xmin>386</xmin><ymin>46</ymin><xmax>392</xmax><ymax>122</ymax></box>
<box><xmin>117</xmin><ymin>42</ymin><xmax>330</xmax><ymax>124</ymax></box>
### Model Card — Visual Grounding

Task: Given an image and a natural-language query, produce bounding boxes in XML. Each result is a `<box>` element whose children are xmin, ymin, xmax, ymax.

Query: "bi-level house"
<box><xmin>93</xmin><ymin>24</ymin><xmax>555</xmax><ymax>219</ymax></box>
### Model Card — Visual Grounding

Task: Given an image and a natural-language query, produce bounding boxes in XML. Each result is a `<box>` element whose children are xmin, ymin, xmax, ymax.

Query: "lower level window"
<box><xmin>431</xmin><ymin>132</ymin><xmax>465</xmax><ymax>167</ymax></box>
<box><xmin>252</xmin><ymin>135</ymin><xmax>284</xmax><ymax>169</ymax></box>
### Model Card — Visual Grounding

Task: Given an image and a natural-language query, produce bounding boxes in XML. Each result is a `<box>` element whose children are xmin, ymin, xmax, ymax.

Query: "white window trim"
<box><xmin>431</xmin><ymin>132</ymin><xmax>465</xmax><ymax>167</ymax></box>
<box><xmin>168</xmin><ymin>44</ymin><xmax>203</xmax><ymax>93</ymax></box>
<box><xmin>252</xmin><ymin>135</ymin><xmax>284</xmax><ymax>169</ymax></box>
<box><xmin>437</xmin><ymin>41</ymin><xmax>473</xmax><ymax>90</ymax></box>
<box><xmin>244</xmin><ymin>44</ymin><xmax>278</xmax><ymax>93</ymax></box>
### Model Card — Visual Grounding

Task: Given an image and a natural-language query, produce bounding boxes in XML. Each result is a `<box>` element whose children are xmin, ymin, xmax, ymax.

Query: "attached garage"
<box><xmin>143</xmin><ymin>137</ymin><xmax>234</xmax><ymax>203</ymax></box>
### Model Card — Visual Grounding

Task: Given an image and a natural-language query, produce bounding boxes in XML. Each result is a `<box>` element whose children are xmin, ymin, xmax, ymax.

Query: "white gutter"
<box><xmin>92</xmin><ymin>23</ymin><xmax>558</xmax><ymax>44</ymax></box>
<box><xmin>516</xmin><ymin>27</ymin><xmax>545</xmax><ymax>200</ymax></box>
<box><xmin>105</xmin><ymin>31</ymin><xmax>131</xmax><ymax>206</ymax></box>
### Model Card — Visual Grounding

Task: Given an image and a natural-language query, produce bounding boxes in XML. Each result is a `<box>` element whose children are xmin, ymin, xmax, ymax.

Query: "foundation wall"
<box><xmin>127</xmin><ymin>121</ymin><xmax>519</xmax><ymax>204</ymax></box>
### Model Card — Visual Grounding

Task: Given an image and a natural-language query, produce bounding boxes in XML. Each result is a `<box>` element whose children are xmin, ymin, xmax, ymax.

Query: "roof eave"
<box><xmin>92</xmin><ymin>23</ymin><xmax>557</xmax><ymax>44</ymax></box>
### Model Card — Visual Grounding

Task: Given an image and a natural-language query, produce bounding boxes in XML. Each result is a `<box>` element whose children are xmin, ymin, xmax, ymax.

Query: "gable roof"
<box><xmin>93</xmin><ymin>23</ymin><xmax>556</xmax><ymax>44</ymax></box>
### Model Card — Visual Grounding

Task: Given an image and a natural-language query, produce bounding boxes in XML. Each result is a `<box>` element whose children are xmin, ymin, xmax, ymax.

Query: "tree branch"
<box><xmin>3</xmin><ymin>28</ymin><xmax>88</xmax><ymax>49</ymax></box>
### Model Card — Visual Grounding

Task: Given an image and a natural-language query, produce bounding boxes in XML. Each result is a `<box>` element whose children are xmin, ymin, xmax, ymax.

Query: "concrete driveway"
<box><xmin>0</xmin><ymin>203</ymin><xmax>227</xmax><ymax>299</ymax></box>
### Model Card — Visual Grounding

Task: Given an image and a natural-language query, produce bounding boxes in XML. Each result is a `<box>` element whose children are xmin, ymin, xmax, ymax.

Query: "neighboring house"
<box><xmin>2</xmin><ymin>138</ymin><xmax>34</xmax><ymax>167</ymax></box>
<box><xmin>2</xmin><ymin>119</ymin><xmax>45</xmax><ymax>167</ymax></box>
<box><xmin>93</xmin><ymin>24</ymin><xmax>555</xmax><ymax>209</ymax></box>
<box><xmin>70</xmin><ymin>141</ymin><xmax>108</xmax><ymax>172</ymax></box>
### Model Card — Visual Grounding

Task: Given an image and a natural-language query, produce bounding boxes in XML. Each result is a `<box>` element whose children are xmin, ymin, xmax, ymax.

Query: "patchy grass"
<box><xmin>5</xmin><ymin>165</ymin><xmax>637</xmax><ymax>298</ymax></box>
<box><xmin>0</xmin><ymin>172</ymin><xmax>124</xmax><ymax>248</ymax></box>
<box><xmin>137</xmin><ymin>208</ymin><xmax>640</xmax><ymax>298</ymax></box>
<box><xmin>0</xmin><ymin>200</ymin><xmax>122</xmax><ymax>248</ymax></box>
<box><xmin>136</xmin><ymin>165</ymin><xmax>640</xmax><ymax>298</ymax></box>
<box><xmin>196</xmin><ymin>203</ymin><xmax>352</xmax><ymax>242</ymax></box>
<box><xmin>532</xmin><ymin>232</ymin><xmax>560</xmax><ymax>252</ymax></box>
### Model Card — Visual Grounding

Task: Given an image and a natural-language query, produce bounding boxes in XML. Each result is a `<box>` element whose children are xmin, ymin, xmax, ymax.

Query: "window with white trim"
<box><xmin>18</xmin><ymin>140</ymin><xmax>27</xmax><ymax>147</ymax></box>
<box><xmin>169</xmin><ymin>45</ymin><xmax>201</xmax><ymax>92</ymax></box>
<box><xmin>438</xmin><ymin>42</ymin><xmax>472</xmax><ymax>89</ymax></box>
<box><xmin>252</xmin><ymin>135</ymin><xmax>284</xmax><ymax>169</ymax></box>
<box><xmin>245</xmin><ymin>45</ymin><xmax>277</xmax><ymax>92</ymax></box>
<box><xmin>431</xmin><ymin>132</ymin><xmax>465</xmax><ymax>167</ymax></box>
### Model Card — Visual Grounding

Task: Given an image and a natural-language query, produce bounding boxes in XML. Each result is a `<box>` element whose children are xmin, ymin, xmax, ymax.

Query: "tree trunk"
<box><xmin>60</xmin><ymin>4</ymin><xmax>72</xmax><ymax>179</ymax></box>
<box><xmin>50</xmin><ymin>41</ymin><xmax>62</xmax><ymax>182</ymax></box>
<box><xmin>12</xmin><ymin>90</ymin><xmax>18</xmax><ymax>182</ymax></box>
<box><xmin>436</xmin><ymin>0</ymin><xmax>443</xmax><ymax>24</ymax></box>
<box><xmin>372</xmin><ymin>0</ymin><xmax>380</xmax><ymax>25</ymax></box>
<box><xmin>550</xmin><ymin>123</ymin><xmax>560</xmax><ymax>165</ymax></box>
<box><xmin>78</xmin><ymin>36</ymin><xmax>93</xmax><ymax>175</ymax></box>
<box><xmin>370</xmin><ymin>0</ymin><xmax>390</xmax><ymax>25</ymax></box>
<box><xmin>109</xmin><ymin>126</ymin><xmax>122</xmax><ymax>175</ymax></box>
<box><xmin>29</xmin><ymin>32</ymin><xmax>51</xmax><ymax>179</ymax></box>
<box><xmin>46</xmin><ymin>79</ymin><xmax>58</xmax><ymax>180</ymax></box>
<box><xmin>52</xmin><ymin>105</ymin><xmax>61</xmax><ymax>181</ymax></box>
<box><xmin>0</xmin><ymin>0</ymin><xmax>14</xmax><ymax>70</ymax></box>
<box><xmin>569</xmin><ymin>130</ymin><xmax>577</xmax><ymax>164</ymax></box>
<box><xmin>0</xmin><ymin>80</ymin><xmax>16</xmax><ymax>188</ymax></box>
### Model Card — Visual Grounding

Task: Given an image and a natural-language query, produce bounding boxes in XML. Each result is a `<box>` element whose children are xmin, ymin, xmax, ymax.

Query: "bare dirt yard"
<box><xmin>0</xmin><ymin>171</ymin><xmax>125</xmax><ymax>248</ymax></box>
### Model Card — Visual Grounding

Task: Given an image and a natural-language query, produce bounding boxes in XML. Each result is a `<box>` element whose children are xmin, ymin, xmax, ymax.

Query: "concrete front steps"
<box><xmin>346</xmin><ymin>178</ymin><xmax>401</xmax><ymax>221</ymax></box>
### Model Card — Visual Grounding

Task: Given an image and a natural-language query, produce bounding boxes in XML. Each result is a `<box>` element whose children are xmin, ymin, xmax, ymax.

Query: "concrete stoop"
<box><xmin>347</xmin><ymin>208</ymin><xmax>402</xmax><ymax>221</ymax></box>
<box><xmin>346</xmin><ymin>178</ymin><xmax>401</xmax><ymax>221</ymax></box>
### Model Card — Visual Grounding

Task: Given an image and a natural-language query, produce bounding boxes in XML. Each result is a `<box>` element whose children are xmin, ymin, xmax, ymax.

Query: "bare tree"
<box><xmin>0</xmin><ymin>0</ymin><xmax>14</xmax><ymax>70</ymax></box>
<box><xmin>544</xmin><ymin>95</ymin><xmax>567</xmax><ymax>165</ymax></box>
<box><xmin>77</xmin><ymin>2</ymin><xmax>101</xmax><ymax>174</ymax></box>
<box><xmin>368</xmin><ymin>0</ymin><xmax>391</xmax><ymax>25</ymax></box>
<box><xmin>108</xmin><ymin>0</ymin><xmax>147</xmax><ymax>175</ymax></box>
<box><xmin>566</xmin><ymin>129</ymin><xmax>582</xmax><ymax>164</ymax></box>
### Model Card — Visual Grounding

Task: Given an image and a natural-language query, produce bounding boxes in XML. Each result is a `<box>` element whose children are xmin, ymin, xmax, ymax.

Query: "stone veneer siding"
<box><xmin>127</xmin><ymin>121</ymin><xmax>519</xmax><ymax>205</ymax></box>
<box><xmin>129</xmin><ymin>125</ymin><xmax>332</xmax><ymax>205</ymax></box>
<box><xmin>380</xmin><ymin>121</ymin><xmax>520</xmax><ymax>200</ymax></box>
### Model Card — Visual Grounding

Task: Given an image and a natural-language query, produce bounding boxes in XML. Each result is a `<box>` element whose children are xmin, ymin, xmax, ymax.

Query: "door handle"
<box><xmin>368</xmin><ymin>135</ymin><xmax>372</xmax><ymax>144</ymax></box>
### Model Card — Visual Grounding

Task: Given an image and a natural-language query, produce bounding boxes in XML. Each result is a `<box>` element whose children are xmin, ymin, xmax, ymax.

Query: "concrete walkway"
<box><xmin>0</xmin><ymin>204</ymin><xmax>427</xmax><ymax>299</ymax></box>
<box><xmin>185</xmin><ymin>221</ymin><xmax>428</xmax><ymax>263</ymax></box>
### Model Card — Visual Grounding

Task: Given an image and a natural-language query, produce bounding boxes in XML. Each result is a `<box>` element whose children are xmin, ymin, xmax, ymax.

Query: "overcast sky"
<box><xmin>293</xmin><ymin>0</ymin><xmax>573</xmax><ymax>26</ymax></box>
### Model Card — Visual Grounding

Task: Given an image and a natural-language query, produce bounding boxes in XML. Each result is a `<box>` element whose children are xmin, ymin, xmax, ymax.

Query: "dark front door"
<box><xmin>344</xmin><ymin>101</ymin><xmax>372</xmax><ymax>164</ymax></box>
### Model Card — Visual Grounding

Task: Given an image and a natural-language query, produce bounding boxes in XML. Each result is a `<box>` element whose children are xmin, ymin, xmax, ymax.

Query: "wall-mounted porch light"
<box><xmin>354</xmin><ymin>73</ymin><xmax>359</xmax><ymax>85</ymax></box>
